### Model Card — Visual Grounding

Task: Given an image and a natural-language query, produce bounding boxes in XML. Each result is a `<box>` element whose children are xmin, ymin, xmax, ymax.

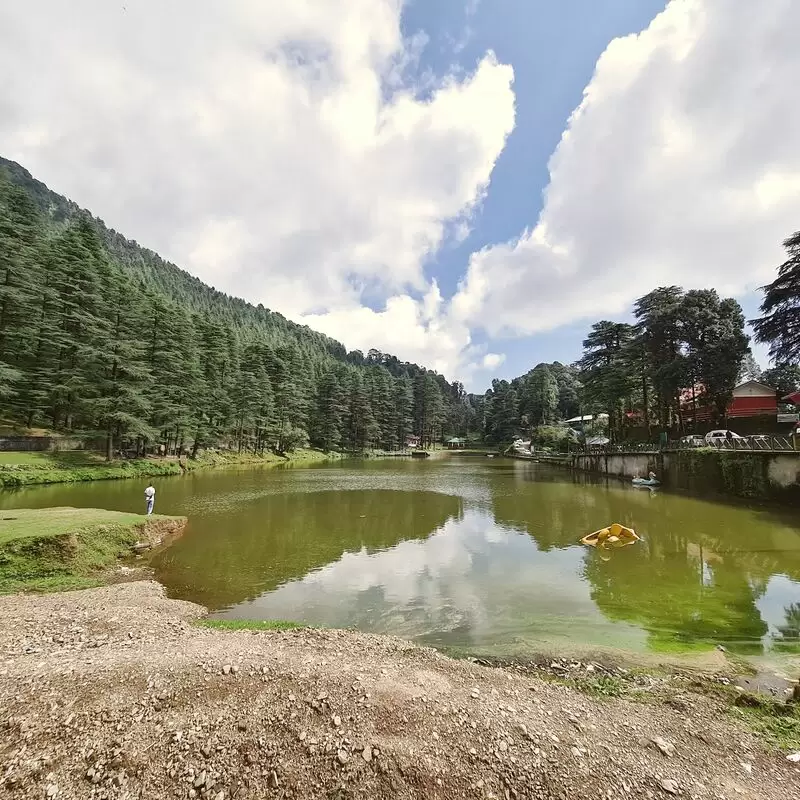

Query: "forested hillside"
<box><xmin>0</xmin><ymin>158</ymin><xmax>478</xmax><ymax>457</ymax></box>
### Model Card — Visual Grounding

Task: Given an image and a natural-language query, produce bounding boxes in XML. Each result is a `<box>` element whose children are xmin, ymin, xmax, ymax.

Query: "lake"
<box><xmin>3</xmin><ymin>455</ymin><xmax>800</xmax><ymax>661</ymax></box>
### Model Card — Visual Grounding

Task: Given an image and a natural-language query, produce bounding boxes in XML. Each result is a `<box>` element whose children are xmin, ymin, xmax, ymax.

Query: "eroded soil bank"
<box><xmin>1</xmin><ymin>581</ymin><xmax>798</xmax><ymax>799</ymax></box>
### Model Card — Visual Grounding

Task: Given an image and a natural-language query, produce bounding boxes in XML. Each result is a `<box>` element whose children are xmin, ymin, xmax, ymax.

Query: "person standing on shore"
<box><xmin>144</xmin><ymin>483</ymin><xmax>156</xmax><ymax>515</ymax></box>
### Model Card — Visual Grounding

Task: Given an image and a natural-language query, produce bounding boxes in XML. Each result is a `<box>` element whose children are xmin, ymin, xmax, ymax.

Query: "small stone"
<box><xmin>222</xmin><ymin>665</ymin><xmax>232</xmax><ymax>675</ymax></box>
<box><xmin>471</xmin><ymin>688</ymin><xmax>480</xmax><ymax>699</ymax></box>
<box><xmin>652</xmin><ymin>737</ymin><xmax>676</xmax><ymax>757</ymax></box>
<box><xmin>45</xmin><ymin>785</ymin><xmax>58</xmax><ymax>798</ymax></box>
<box><xmin>268</xmin><ymin>770</ymin><xmax>279</xmax><ymax>788</ymax></box>
<box><xmin>299</xmin><ymin>731</ymin><xmax>307</xmax><ymax>741</ymax></box>
<box><xmin>469</xmin><ymin>748</ymin><xmax>477</xmax><ymax>756</ymax></box>
<box><xmin>85</xmin><ymin>768</ymin><xmax>95</xmax><ymax>781</ymax></box>
<box><xmin>740</xmin><ymin>762</ymin><xmax>752</xmax><ymax>774</ymax></box>
<box><xmin>332</xmin><ymin>715</ymin><xmax>342</xmax><ymax>727</ymax></box>
<box><xmin>658</xmin><ymin>778</ymin><xmax>679</xmax><ymax>795</ymax></box>
<box><xmin>786</xmin><ymin>751</ymin><xmax>800</xmax><ymax>762</ymax></box>
<box><xmin>237</xmin><ymin>720</ymin><xmax>248</xmax><ymax>731</ymax></box>
<box><xmin>362</xmin><ymin>747</ymin><xmax>373</xmax><ymax>763</ymax></box>
<box><xmin>193</xmin><ymin>770</ymin><xmax>207</xmax><ymax>788</ymax></box>
<box><xmin>214</xmin><ymin>792</ymin><xmax>225</xmax><ymax>800</ymax></box>
<box><xmin>231</xmin><ymin>665</ymin><xmax>239</xmax><ymax>674</ymax></box>
<box><xmin>337</xmin><ymin>749</ymin><xmax>349</xmax><ymax>765</ymax></box>
<box><xmin>189</xmin><ymin>791</ymin><xmax>197</xmax><ymax>800</ymax></box>
<box><xmin>498</xmin><ymin>740</ymin><xmax>508</xmax><ymax>752</ymax></box>
<box><xmin>716</xmin><ymin>645</ymin><xmax>727</xmax><ymax>652</ymax></box>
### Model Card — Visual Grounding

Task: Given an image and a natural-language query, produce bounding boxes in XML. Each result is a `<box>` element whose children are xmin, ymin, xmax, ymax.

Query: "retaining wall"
<box><xmin>572</xmin><ymin>449</ymin><xmax>800</xmax><ymax>503</ymax></box>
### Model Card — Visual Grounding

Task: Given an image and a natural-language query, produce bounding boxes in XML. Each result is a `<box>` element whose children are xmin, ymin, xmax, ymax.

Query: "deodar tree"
<box><xmin>753</xmin><ymin>231</ymin><xmax>800</xmax><ymax>365</ymax></box>
<box><xmin>0</xmin><ymin>161</ymin><xmax>478</xmax><ymax>456</ymax></box>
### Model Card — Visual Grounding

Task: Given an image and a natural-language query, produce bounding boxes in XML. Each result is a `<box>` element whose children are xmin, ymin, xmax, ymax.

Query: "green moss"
<box><xmin>0</xmin><ymin>507</ymin><xmax>185</xmax><ymax>594</ymax></box>
<box><xmin>196</xmin><ymin>618</ymin><xmax>307</xmax><ymax>632</ymax></box>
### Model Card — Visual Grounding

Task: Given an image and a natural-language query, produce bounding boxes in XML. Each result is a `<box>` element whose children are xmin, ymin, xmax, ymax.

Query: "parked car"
<box><xmin>704</xmin><ymin>429</ymin><xmax>743</xmax><ymax>444</ymax></box>
<box><xmin>680</xmin><ymin>435</ymin><xmax>705</xmax><ymax>447</ymax></box>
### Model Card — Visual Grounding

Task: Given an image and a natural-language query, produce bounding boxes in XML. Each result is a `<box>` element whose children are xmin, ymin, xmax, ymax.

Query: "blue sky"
<box><xmin>402</xmin><ymin>0</ymin><xmax>672</xmax><ymax>378</ymax></box>
<box><xmin>2</xmin><ymin>0</ymin><xmax>796</xmax><ymax>389</ymax></box>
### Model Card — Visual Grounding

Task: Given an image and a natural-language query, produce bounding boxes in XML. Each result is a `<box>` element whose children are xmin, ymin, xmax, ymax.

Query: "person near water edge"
<box><xmin>144</xmin><ymin>483</ymin><xmax>156</xmax><ymax>515</ymax></box>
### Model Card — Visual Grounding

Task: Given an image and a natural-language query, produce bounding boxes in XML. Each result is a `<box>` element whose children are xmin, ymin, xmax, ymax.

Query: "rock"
<box><xmin>332</xmin><ymin>715</ymin><xmax>342</xmax><ymax>727</ymax></box>
<box><xmin>237</xmin><ymin>720</ymin><xmax>248</xmax><ymax>731</ymax></box>
<box><xmin>337</xmin><ymin>749</ymin><xmax>349</xmax><ymax>765</ymax></box>
<box><xmin>498</xmin><ymin>740</ymin><xmax>508</xmax><ymax>752</ymax></box>
<box><xmin>214</xmin><ymin>792</ymin><xmax>225</xmax><ymax>800</ymax></box>
<box><xmin>652</xmin><ymin>737</ymin><xmax>676</xmax><ymax>757</ymax></box>
<box><xmin>740</xmin><ymin>762</ymin><xmax>752</xmax><ymax>774</ymax></box>
<box><xmin>222</xmin><ymin>665</ymin><xmax>232</xmax><ymax>675</ymax></box>
<box><xmin>193</xmin><ymin>770</ymin><xmax>207</xmax><ymax>788</ymax></box>
<box><xmin>471</xmin><ymin>688</ymin><xmax>480</xmax><ymax>699</ymax></box>
<box><xmin>268</xmin><ymin>770</ymin><xmax>279</xmax><ymax>788</ymax></box>
<box><xmin>362</xmin><ymin>747</ymin><xmax>373</xmax><ymax>763</ymax></box>
<box><xmin>786</xmin><ymin>751</ymin><xmax>800</xmax><ymax>762</ymax></box>
<box><xmin>659</xmin><ymin>778</ymin><xmax>679</xmax><ymax>795</ymax></box>
<box><xmin>45</xmin><ymin>784</ymin><xmax>58</xmax><ymax>798</ymax></box>
<box><xmin>299</xmin><ymin>731</ymin><xmax>307</xmax><ymax>741</ymax></box>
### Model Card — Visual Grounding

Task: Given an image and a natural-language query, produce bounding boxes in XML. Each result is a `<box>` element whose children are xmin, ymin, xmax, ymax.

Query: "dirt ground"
<box><xmin>1</xmin><ymin>581</ymin><xmax>798</xmax><ymax>799</ymax></box>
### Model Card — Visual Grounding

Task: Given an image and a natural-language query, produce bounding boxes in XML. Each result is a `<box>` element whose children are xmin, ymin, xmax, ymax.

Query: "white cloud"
<box><xmin>455</xmin><ymin>0</ymin><xmax>800</xmax><ymax>338</ymax></box>
<box><xmin>0</xmin><ymin>0</ymin><xmax>515</xmax><ymax>380</ymax></box>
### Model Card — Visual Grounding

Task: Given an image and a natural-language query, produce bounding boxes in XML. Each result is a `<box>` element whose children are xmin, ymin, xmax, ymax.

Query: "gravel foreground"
<box><xmin>1</xmin><ymin>582</ymin><xmax>798</xmax><ymax>800</ymax></box>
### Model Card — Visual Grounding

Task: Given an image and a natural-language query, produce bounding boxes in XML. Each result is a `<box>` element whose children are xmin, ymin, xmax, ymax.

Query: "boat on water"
<box><xmin>411</xmin><ymin>450</ymin><xmax>430</xmax><ymax>459</ymax></box>
<box><xmin>632</xmin><ymin>471</ymin><xmax>660</xmax><ymax>487</ymax></box>
<box><xmin>581</xmin><ymin>523</ymin><xmax>639</xmax><ymax>549</ymax></box>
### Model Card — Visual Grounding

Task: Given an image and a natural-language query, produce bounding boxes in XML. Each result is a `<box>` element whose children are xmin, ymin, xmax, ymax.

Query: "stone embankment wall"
<box><xmin>572</xmin><ymin>450</ymin><xmax>800</xmax><ymax>503</ymax></box>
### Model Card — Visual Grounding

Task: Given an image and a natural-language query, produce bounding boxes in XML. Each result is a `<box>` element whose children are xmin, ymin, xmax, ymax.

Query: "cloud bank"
<box><xmin>456</xmin><ymin>0</ymin><xmax>800</xmax><ymax>338</ymax></box>
<box><xmin>2</xmin><ymin>0</ymin><xmax>798</xmax><ymax>384</ymax></box>
<box><xmin>0</xmin><ymin>0</ymin><xmax>514</xmax><ymax>379</ymax></box>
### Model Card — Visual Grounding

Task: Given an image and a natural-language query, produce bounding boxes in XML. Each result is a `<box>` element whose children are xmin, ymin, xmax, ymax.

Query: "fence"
<box><xmin>566</xmin><ymin>435</ymin><xmax>798</xmax><ymax>456</ymax></box>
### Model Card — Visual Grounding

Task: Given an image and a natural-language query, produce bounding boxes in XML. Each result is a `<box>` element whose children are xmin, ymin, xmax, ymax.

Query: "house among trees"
<box><xmin>445</xmin><ymin>437</ymin><xmax>466</xmax><ymax>449</ymax></box>
<box><xmin>405</xmin><ymin>434</ymin><xmax>421</xmax><ymax>449</ymax></box>
<box><xmin>726</xmin><ymin>380</ymin><xmax>779</xmax><ymax>418</ymax></box>
<box><xmin>682</xmin><ymin>380</ymin><xmax>778</xmax><ymax>423</ymax></box>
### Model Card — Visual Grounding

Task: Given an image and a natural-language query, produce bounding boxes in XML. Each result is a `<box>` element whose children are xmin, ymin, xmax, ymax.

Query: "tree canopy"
<box><xmin>0</xmin><ymin>159</ymin><xmax>474</xmax><ymax>456</ymax></box>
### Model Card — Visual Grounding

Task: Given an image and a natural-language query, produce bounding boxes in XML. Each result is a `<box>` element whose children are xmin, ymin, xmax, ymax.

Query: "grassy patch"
<box><xmin>729</xmin><ymin>694</ymin><xmax>800</xmax><ymax>750</ymax></box>
<box><xmin>0</xmin><ymin>448</ymin><xmax>336</xmax><ymax>487</ymax></box>
<box><xmin>0</xmin><ymin>507</ymin><xmax>184</xmax><ymax>594</ymax></box>
<box><xmin>196</xmin><ymin>618</ymin><xmax>307</xmax><ymax>632</ymax></box>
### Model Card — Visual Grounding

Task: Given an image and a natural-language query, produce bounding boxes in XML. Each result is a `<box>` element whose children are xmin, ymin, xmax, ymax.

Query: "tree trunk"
<box><xmin>106</xmin><ymin>430</ymin><xmax>113</xmax><ymax>462</ymax></box>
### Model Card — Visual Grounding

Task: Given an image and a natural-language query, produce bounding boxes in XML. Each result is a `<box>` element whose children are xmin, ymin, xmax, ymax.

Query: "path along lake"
<box><xmin>3</xmin><ymin>456</ymin><xmax>800</xmax><ymax>664</ymax></box>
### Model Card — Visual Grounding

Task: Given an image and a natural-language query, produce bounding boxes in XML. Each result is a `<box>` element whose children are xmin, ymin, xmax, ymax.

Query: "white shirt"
<box><xmin>144</xmin><ymin>486</ymin><xmax>155</xmax><ymax>498</ymax></box>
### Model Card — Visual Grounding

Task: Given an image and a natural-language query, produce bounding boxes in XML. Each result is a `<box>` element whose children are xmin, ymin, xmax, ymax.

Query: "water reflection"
<box><xmin>2</xmin><ymin>456</ymin><xmax>799</xmax><ymax>657</ymax></box>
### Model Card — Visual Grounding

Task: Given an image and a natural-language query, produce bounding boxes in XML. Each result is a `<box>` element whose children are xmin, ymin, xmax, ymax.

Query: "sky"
<box><xmin>1</xmin><ymin>0</ymin><xmax>798</xmax><ymax>391</ymax></box>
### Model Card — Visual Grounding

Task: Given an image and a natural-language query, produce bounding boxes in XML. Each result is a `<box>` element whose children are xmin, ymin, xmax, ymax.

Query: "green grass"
<box><xmin>729</xmin><ymin>693</ymin><xmax>800</xmax><ymax>750</ymax></box>
<box><xmin>0</xmin><ymin>507</ymin><xmax>184</xmax><ymax>594</ymax></box>
<box><xmin>0</xmin><ymin>448</ymin><xmax>337</xmax><ymax>487</ymax></box>
<box><xmin>196</xmin><ymin>618</ymin><xmax>307</xmax><ymax>632</ymax></box>
<box><xmin>0</xmin><ymin>450</ymin><xmax>105</xmax><ymax>467</ymax></box>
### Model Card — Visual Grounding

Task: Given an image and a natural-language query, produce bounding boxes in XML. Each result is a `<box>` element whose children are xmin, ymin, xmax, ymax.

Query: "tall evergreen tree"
<box><xmin>753</xmin><ymin>231</ymin><xmax>800</xmax><ymax>364</ymax></box>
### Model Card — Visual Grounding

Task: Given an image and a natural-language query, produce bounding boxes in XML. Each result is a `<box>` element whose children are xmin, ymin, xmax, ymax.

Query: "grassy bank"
<box><xmin>0</xmin><ymin>447</ymin><xmax>337</xmax><ymax>488</ymax></box>
<box><xmin>0</xmin><ymin>506</ymin><xmax>186</xmax><ymax>593</ymax></box>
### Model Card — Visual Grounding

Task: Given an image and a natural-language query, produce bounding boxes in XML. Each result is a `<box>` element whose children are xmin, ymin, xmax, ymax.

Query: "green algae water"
<box><xmin>2</xmin><ymin>456</ymin><xmax>799</xmax><ymax>660</ymax></box>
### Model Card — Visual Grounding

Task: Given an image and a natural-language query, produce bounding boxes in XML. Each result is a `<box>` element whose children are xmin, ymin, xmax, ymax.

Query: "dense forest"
<box><xmin>2</xmin><ymin>156</ymin><xmax>797</xmax><ymax>456</ymax></box>
<box><xmin>0</xmin><ymin>158</ymin><xmax>479</xmax><ymax>458</ymax></box>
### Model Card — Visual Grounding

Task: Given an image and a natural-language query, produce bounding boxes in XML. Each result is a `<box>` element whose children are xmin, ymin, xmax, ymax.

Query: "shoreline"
<box><xmin>0</xmin><ymin>507</ymin><xmax>187</xmax><ymax>594</ymax></box>
<box><xmin>1</xmin><ymin>579</ymin><xmax>798</xmax><ymax>799</ymax></box>
<box><xmin>0</xmin><ymin>448</ymin><xmax>338</xmax><ymax>489</ymax></box>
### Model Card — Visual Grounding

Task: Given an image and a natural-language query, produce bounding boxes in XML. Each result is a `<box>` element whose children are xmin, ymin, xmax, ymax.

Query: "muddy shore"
<box><xmin>1</xmin><ymin>581</ymin><xmax>799</xmax><ymax>799</ymax></box>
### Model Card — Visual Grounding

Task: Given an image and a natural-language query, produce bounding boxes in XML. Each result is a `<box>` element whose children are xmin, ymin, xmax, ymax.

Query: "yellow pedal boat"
<box><xmin>581</xmin><ymin>523</ymin><xmax>639</xmax><ymax>548</ymax></box>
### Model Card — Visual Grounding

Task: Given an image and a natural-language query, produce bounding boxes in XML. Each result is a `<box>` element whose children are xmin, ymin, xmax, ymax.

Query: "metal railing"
<box><xmin>576</xmin><ymin>435</ymin><xmax>798</xmax><ymax>455</ymax></box>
